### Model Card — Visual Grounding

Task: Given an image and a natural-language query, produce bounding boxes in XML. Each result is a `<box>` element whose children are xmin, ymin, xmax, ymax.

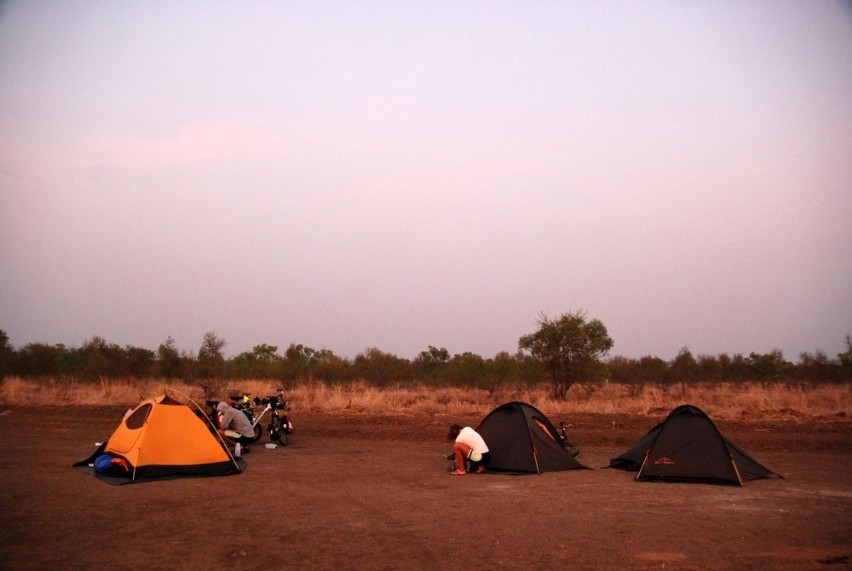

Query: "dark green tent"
<box><xmin>609</xmin><ymin>404</ymin><xmax>782</xmax><ymax>485</ymax></box>
<box><xmin>476</xmin><ymin>401</ymin><xmax>588</xmax><ymax>474</ymax></box>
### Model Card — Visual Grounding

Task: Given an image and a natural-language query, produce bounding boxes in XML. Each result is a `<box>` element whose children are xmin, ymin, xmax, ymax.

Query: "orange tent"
<box><xmin>76</xmin><ymin>394</ymin><xmax>242</xmax><ymax>482</ymax></box>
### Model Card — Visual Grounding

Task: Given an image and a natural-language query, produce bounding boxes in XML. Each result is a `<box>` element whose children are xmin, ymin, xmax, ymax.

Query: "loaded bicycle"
<box><xmin>205</xmin><ymin>389</ymin><xmax>294</xmax><ymax>445</ymax></box>
<box><xmin>252</xmin><ymin>389</ymin><xmax>294</xmax><ymax>446</ymax></box>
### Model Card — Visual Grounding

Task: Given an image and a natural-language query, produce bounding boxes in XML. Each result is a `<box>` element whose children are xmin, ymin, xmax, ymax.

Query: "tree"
<box><xmin>15</xmin><ymin>343</ymin><xmax>62</xmax><ymax>376</ymax></box>
<box><xmin>199</xmin><ymin>331</ymin><xmax>226</xmax><ymax>361</ymax></box>
<box><xmin>284</xmin><ymin>343</ymin><xmax>315</xmax><ymax>363</ymax></box>
<box><xmin>747</xmin><ymin>350</ymin><xmax>789</xmax><ymax>380</ymax></box>
<box><xmin>697</xmin><ymin>353</ymin><xmax>722</xmax><ymax>382</ymax></box>
<box><xmin>838</xmin><ymin>334</ymin><xmax>852</xmax><ymax>378</ymax></box>
<box><xmin>446</xmin><ymin>352</ymin><xmax>486</xmax><ymax>387</ymax></box>
<box><xmin>230</xmin><ymin>343</ymin><xmax>282</xmax><ymax>378</ymax></box>
<box><xmin>198</xmin><ymin>331</ymin><xmax>226</xmax><ymax>377</ymax></box>
<box><xmin>635</xmin><ymin>356</ymin><xmax>667</xmax><ymax>384</ymax></box>
<box><xmin>352</xmin><ymin>347</ymin><xmax>413</xmax><ymax>386</ymax></box>
<box><xmin>518</xmin><ymin>311</ymin><xmax>614</xmax><ymax>399</ymax></box>
<box><xmin>284</xmin><ymin>343</ymin><xmax>317</xmax><ymax>379</ymax></box>
<box><xmin>251</xmin><ymin>344</ymin><xmax>278</xmax><ymax>361</ymax></box>
<box><xmin>490</xmin><ymin>350</ymin><xmax>517</xmax><ymax>382</ymax></box>
<box><xmin>156</xmin><ymin>336</ymin><xmax>182</xmax><ymax>378</ymax></box>
<box><xmin>667</xmin><ymin>347</ymin><xmax>700</xmax><ymax>384</ymax></box>
<box><xmin>125</xmin><ymin>346</ymin><xmax>155</xmax><ymax>377</ymax></box>
<box><xmin>309</xmin><ymin>349</ymin><xmax>350</xmax><ymax>383</ymax></box>
<box><xmin>0</xmin><ymin>330</ymin><xmax>11</xmax><ymax>380</ymax></box>
<box><xmin>413</xmin><ymin>345</ymin><xmax>450</xmax><ymax>382</ymax></box>
<box><xmin>78</xmin><ymin>336</ymin><xmax>125</xmax><ymax>379</ymax></box>
<box><xmin>797</xmin><ymin>350</ymin><xmax>834</xmax><ymax>382</ymax></box>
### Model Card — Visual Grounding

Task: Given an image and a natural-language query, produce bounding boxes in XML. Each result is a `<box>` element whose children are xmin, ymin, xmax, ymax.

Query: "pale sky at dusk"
<box><xmin>1</xmin><ymin>1</ymin><xmax>850</xmax><ymax>361</ymax></box>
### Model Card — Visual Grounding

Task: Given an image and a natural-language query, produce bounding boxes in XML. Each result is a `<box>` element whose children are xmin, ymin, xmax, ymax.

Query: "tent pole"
<box><xmin>523</xmin><ymin>420</ymin><xmax>541</xmax><ymax>475</ymax></box>
<box><xmin>636</xmin><ymin>448</ymin><xmax>651</xmax><ymax>481</ymax></box>
<box><xmin>175</xmin><ymin>386</ymin><xmax>241</xmax><ymax>469</ymax></box>
<box><xmin>730</xmin><ymin>457</ymin><xmax>744</xmax><ymax>486</ymax></box>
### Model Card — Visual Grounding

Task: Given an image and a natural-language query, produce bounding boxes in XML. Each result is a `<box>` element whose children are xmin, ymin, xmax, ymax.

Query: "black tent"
<box><xmin>476</xmin><ymin>401</ymin><xmax>588</xmax><ymax>474</ymax></box>
<box><xmin>609</xmin><ymin>404</ymin><xmax>782</xmax><ymax>485</ymax></box>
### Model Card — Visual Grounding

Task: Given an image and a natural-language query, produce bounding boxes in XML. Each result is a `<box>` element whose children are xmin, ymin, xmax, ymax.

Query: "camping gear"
<box><xmin>75</xmin><ymin>394</ymin><xmax>243</xmax><ymax>483</ymax></box>
<box><xmin>609</xmin><ymin>404</ymin><xmax>782</xmax><ymax>485</ymax></box>
<box><xmin>206</xmin><ymin>394</ymin><xmax>263</xmax><ymax>442</ymax></box>
<box><xmin>558</xmin><ymin>421</ymin><xmax>580</xmax><ymax>457</ymax></box>
<box><xmin>253</xmin><ymin>390</ymin><xmax>294</xmax><ymax>446</ymax></box>
<box><xmin>207</xmin><ymin>389</ymin><xmax>294</xmax><ymax>446</ymax></box>
<box><xmin>447</xmin><ymin>455</ymin><xmax>473</xmax><ymax>473</ymax></box>
<box><xmin>475</xmin><ymin>401</ymin><xmax>589</xmax><ymax>474</ymax></box>
<box><xmin>93</xmin><ymin>454</ymin><xmax>129</xmax><ymax>476</ymax></box>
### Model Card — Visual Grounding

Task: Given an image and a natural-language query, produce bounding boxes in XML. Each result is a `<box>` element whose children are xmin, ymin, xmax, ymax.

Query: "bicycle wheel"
<box><xmin>269</xmin><ymin>423</ymin><xmax>290</xmax><ymax>446</ymax></box>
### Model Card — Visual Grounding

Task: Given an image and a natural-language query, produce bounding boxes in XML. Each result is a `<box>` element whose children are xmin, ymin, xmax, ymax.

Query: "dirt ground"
<box><xmin>0</xmin><ymin>406</ymin><xmax>849</xmax><ymax>570</ymax></box>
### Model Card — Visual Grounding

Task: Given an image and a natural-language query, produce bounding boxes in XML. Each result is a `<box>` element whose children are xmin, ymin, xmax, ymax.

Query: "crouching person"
<box><xmin>448</xmin><ymin>423</ymin><xmax>491</xmax><ymax>475</ymax></box>
<box><xmin>217</xmin><ymin>400</ymin><xmax>254</xmax><ymax>453</ymax></box>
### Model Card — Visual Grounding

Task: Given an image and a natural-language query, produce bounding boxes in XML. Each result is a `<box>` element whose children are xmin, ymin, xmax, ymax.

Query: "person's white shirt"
<box><xmin>456</xmin><ymin>426</ymin><xmax>489</xmax><ymax>453</ymax></box>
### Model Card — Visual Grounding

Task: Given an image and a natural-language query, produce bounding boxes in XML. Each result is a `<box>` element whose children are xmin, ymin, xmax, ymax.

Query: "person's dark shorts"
<box><xmin>468</xmin><ymin>450</ymin><xmax>491</xmax><ymax>467</ymax></box>
<box><xmin>225</xmin><ymin>429</ymin><xmax>254</xmax><ymax>445</ymax></box>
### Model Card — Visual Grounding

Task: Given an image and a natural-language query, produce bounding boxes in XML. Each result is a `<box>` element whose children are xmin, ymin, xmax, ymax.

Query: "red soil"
<box><xmin>0</xmin><ymin>406</ymin><xmax>849</xmax><ymax>570</ymax></box>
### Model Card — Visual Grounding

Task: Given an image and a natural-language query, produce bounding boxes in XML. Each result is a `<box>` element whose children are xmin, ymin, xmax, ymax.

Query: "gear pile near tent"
<box><xmin>475</xmin><ymin>401</ymin><xmax>588</xmax><ymax>474</ymax></box>
<box><xmin>74</xmin><ymin>393</ymin><xmax>244</xmax><ymax>484</ymax></box>
<box><xmin>608</xmin><ymin>404</ymin><xmax>782</xmax><ymax>486</ymax></box>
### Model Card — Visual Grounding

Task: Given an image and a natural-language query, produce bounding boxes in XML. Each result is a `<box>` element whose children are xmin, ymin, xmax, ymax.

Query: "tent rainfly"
<box><xmin>609</xmin><ymin>404</ymin><xmax>782</xmax><ymax>485</ymax></box>
<box><xmin>475</xmin><ymin>401</ymin><xmax>589</xmax><ymax>474</ymax></box>
<box><xmin>75</xmin><ymin>394</ymin><xmax>243</xmax><ymax>483</ymax></box>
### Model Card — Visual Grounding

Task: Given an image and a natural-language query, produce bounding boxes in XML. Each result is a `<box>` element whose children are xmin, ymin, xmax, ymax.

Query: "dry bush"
<box><xmin>0</xmin><ymin>377</ymin><xmax>848</xmax><ymax>421</ymax></box>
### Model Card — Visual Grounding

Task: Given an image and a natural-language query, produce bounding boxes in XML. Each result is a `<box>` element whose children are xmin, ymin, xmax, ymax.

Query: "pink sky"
<box><xmin>1</xmin><ymin>1</ymin><xmax>850</xmax><ymax>360</ymax></box>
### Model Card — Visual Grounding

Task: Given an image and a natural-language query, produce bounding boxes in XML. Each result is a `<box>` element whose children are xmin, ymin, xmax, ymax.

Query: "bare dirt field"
<box><xmin>0</xmin><ymin>406</ymin><xmax>849</xmax><ymax>570</ymax></box>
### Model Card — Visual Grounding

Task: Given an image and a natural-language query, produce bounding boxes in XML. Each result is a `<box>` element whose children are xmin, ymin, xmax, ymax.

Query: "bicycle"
<box><xmin>559</xmin><ymin>421</ymin><xmax>580</xmax><ymax>457</ymax></box>
<box><xmin>253</xmin><ymin>389</ymin><xmax>294</xmax><ymax>446</ymax></box>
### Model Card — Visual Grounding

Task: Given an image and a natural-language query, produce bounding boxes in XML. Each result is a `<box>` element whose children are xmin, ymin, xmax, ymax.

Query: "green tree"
<box><xmin>229</xmin><ymin>343</ymin><xmax>281</xmax><ymax>378</ymax></box>
<box><xmin>353</xmin><ymin>347</ymin><xmax>413</xmax><ymax>386</ymax></box>
<box><xmin>490</xmin><ymin>351</ymin><xmax>517</xmax><ymax>382</ymax></box>
<box><xmin>747</xmin><ymin>350</ymin><xmax>789</xmax><ymax>380</ymax></box>
<box><xmin>198</xmin><ymin>331</ymin><xmax>226</xmax><ymax>378</ymax></box>
<box><xmin>636</xmin><ymin>356</ymin><xmax>668</xmax><ymax>384</ymax></box>
<box><xmin>446</xmin><ymin>352</ymin><xmax>486</xmax><ymax>386</ymax></box>
<box><xmin>0</xmin><ymin>330</ymin><xmax>11</xmax><ymax>380</ymax></box>
<box><xmin>251</xmin><ymin>343</ymin><xmax>278</xmax><ymax>361</ymax></box>
<box><xmin>125</xmin><ymin>345</ymin><xmax>155</xmax><ymax>377</ymax></box>
<box><xmin>796</xmin><ymin>351</ymin><xmax>830</xmax><ymax>382</ymax></box>
<box><xmin>283</xmin><ymin>343</ymin><xmax>317</xmax><ymax>380</ymax></box>
<box><xmin>605</xmin><ymin>355</ymin><xmax>634</xmax><ymax>384</ymax></box>
<box><xmin>716</xmin><ymin>353</ymin><xmax>733</xmax><ymax>381</ymax></box>
<box><xmin>515</xmin><ymin>351</ymin><xmax>547</xmax><ymax>386</ymax></box>
<box><xmin>77</xmin><ymin>336</ymin><xmax>125</xmax><ymax>379</ymax></box>
<box><xmin>697</xmin><ymin>353</ymin><xmax>722</xmax><ymax>382</ymax></box>
<box><xmin>480</xmin><ymin>351</ymin><xmax>517</xmax><ymax>395</ymax></box>
<box><xmin>413</xmin><ymin>345</ymin><xmax>450</xmax><ymax>382</ymax></box>
<box><xmin>199</xmin><ymin>331</ymin><xmax>226</xmax><ymax>361</ymax></box>
<box><xmin>667</xmin><ymin>347</ymin><xmax>701</xmax><ymax>384</ymax></box>
<box><xmin>310</xmin><ymin>349</ymin><xmax>350</xmax><ymax>383</ymax></box>
<box><xmin>15</xmin><ymin>343</ymin><xmax>64</xmax><ymax>376</ymax></box>
<box><xmin>728</xmin><ymin>353</ymin><xmax>750</xmax><ymax>381</ymax></box>
<box><xmin>838</xmin><ymin>334</ymin><xmax>852</xmax><ymax>378</ymax></box>
<box><xmin>518</xmin><ymin>311</ymin><xmax>614</xmax><ymax>399</ymax></box>
<box><xmin>156</xmin><ymin>336</ymin><xmax>182</xmax><ymax>378</ymax></box>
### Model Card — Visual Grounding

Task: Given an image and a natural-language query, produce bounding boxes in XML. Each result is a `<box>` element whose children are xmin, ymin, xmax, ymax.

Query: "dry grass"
<box><xmin>0</xmin><ymin>376</ymin><xmax>848</xmax><ymax>421</ymax></box>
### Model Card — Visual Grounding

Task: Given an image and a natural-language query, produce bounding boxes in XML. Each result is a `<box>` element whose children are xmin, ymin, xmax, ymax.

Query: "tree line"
<box><xmin>1</xmin><ymin>316</ymin><xmax>850</xmax><ymax>393</ymax></box>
